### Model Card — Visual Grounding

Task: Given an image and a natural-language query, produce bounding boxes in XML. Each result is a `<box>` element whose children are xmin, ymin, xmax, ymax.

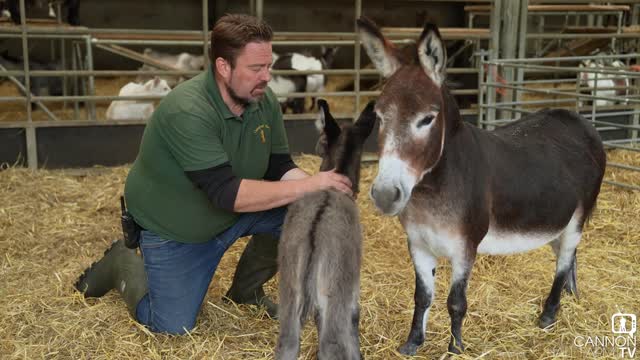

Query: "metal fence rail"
<box><xmin>1</xmin><ymin>0</ymin><xmax>502</xmax><ymax>169</ymax></box>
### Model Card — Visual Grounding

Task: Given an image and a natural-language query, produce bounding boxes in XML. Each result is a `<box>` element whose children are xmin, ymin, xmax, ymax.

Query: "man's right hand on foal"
<box><xmin>306</xmin><ymin>169</ymin><xmax>353</xmax><ymax>197</ymax></box>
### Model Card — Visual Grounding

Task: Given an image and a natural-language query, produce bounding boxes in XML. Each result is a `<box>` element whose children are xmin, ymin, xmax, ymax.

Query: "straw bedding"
<box><xmin>0</xmin><ymin>149</ymin><xmax>638</xmax><ymax>359</ymax></box>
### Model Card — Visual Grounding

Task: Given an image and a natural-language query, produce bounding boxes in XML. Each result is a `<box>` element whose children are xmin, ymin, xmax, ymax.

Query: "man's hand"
<box><xmin>306</xmin><ymin>169</ymin><xmax>353</xmax><ymax>197</ymax></box>
<box><xmin>233</xmin><ymin>169</ymin><xmax>353</xmax><ymax>212</ymax></box>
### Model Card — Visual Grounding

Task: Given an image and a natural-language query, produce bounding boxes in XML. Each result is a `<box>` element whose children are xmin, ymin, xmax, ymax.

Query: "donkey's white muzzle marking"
<box><xmin>370</xmin><ymin>154</ymin><xmax>417</xmax><ymax>216</ymax></box>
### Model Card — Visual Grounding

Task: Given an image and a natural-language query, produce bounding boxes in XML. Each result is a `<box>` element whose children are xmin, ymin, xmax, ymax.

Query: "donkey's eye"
<box><xmin>417</xmin><ymin>114</ymin><xmax>435</xmax><ymax>128</ymax></box>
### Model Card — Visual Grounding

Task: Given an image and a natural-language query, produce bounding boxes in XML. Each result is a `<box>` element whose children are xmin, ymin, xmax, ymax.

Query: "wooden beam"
<box><xmin>381</xmin><ymin>27</ymin><xmax>491</xmax><ymax>40</ymax></box>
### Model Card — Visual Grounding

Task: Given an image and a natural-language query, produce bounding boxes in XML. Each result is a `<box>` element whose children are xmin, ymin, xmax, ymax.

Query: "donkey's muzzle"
<box><xmin>370</xmin><ymin>183</ymin><xmax>404</xmax><ymax>216</ymax></box>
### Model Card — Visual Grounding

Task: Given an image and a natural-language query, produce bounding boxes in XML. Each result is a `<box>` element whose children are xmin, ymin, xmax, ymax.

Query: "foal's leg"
<box><xmin>446</xmin><ymin>254</ymin><xmax>476</xmax><ymax>354</ymax></box>
<box><xmin>351</xmin><ymin>306</ymin><xmax>362</xmax><ymax>360</ymax></box>
<box><xmin>317</xmin><ymin>292</ymin><xmax>361</xmax><ymax>360</ymax></box>
<box><xmin>317</xmin><ymin>294</ymin><xmax>343</xmax><ymax>360</ymax></box>
<box><xmin>550</xmin><ymin>239</ymin><xmax>579</xmax><ymax>297</ymax></box>
<box><xmin>539</xmin><ymin>226</ymin><xmax>582</xmax><ymax>328</ymax></box>
<box><xmin>398</xmin><ymin>239</ymin><xmax>438</xmax><ymax>356</ymax></box>
<box><xmin>275</xmin><ymin>280</ymin><xmax>304</xmax><ymax>360</ymax></box>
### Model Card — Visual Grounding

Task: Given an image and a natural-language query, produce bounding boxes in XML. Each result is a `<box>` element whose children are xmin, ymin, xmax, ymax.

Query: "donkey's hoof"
<box><xmin>398</xmin><ymin>341</ymin><xmax>419</xmax><ymax>356</ymax></box>
<box><xmin>539</xmin><ymin>314</ymin><xmax>557</xmax><ymax>329</ymax></box>
<box><xmin>448</xmin><ymin>341</ymin><xmax>464</xmax><ymax>354</ymax></box>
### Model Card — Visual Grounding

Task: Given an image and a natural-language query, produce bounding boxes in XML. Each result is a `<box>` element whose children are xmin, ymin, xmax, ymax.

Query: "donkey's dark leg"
<box><xmin>398</xmin><ymin>240</ymin><xmax>437</xmax><ymax>356</ymax></box>
<box><xmin>566</xmin><ymin>251</ymin><xmax>578</xmax><ymax>296</ymax></box>
<box><xmin>540</xmin><ymin>228</ymin><xmax>582</xmax><ymax>328</ymax></box>
<box><xmin>551</xmin><ymin>239</ymin><xmax>579</xmax><ymax>297</ymax></box>
<box><xmin>539</xmin><ymin>269</ymin><xmax>569</xmax><ymax>329</ymax></box>
<box><xmin>446</xmin><ymin>258</ymin><xmax>474</xmax><ymax>354</ymax></box>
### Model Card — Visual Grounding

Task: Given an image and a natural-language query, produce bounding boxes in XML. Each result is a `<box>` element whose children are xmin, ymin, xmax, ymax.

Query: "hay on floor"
<box><xmin>0</xmin><ymin>151</ymin><xmax>638</xmax><ymax>359</ymax></box>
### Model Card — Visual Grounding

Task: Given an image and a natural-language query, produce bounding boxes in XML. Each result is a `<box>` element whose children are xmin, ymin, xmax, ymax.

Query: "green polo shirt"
<box><xmin>124</xmin><ymin>67</ymin><xmax>289</xmax><ymax>243</ymax></box>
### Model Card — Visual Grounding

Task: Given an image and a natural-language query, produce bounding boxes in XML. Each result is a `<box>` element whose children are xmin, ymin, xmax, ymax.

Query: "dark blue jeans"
<box><xmin>135</xmin><ymin>206</ymin><xmax>286</xmax><ymax>334</ymax></box>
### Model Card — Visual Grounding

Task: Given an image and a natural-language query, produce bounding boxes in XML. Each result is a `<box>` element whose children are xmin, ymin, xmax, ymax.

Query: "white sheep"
<box><xmin>106</xmin><ymin>77</ymin><xmax>171</xmax><ymax>121</ymax></box>
<box><xmin>137</xmin><ymin>48</ymin><xmax>205</xmax><ymax>87</ymax></box>
<box><xmin>578</xmin><ymin>57</ymin><xmax>630</xmax><ymax>107</ymax></box>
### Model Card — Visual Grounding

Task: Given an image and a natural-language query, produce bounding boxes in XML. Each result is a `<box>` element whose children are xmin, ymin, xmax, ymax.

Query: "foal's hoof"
<box><xmin>538</xmin><ymin>314</ymin><xmax>557</xmax><ymax>329</ymax></box>
<box><xmin>398</xmin><ymin>341</ymin><xmax>419</xmax><ymax>356</ymax></box>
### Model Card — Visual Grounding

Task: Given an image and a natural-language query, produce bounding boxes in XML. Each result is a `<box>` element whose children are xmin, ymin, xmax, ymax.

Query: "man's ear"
<box><xmin>215</xmin><ymin>57</ymin><xmax>231</xmax><ymax>79</ymax></box>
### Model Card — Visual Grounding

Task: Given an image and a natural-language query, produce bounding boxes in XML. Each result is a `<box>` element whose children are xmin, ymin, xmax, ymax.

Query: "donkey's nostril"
<box><xmin>393</xmin><ymin>187</ymin><xmax>401</xmax><ymax>202</ymax></box>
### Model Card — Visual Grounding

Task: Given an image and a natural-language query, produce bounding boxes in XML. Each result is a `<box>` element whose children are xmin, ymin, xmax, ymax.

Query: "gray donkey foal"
<box><xmin>276</xmin><ymin>99</ymin><xmax>376</xmax><ymax>360</ymax></box>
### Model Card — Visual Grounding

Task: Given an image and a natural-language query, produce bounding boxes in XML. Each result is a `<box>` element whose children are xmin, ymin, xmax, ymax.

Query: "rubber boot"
<box><xmin>225</xmin><ymin>233</ymin><xmax>279</xmax><ymax>318</ymax></box>
<box><xmin>75</xmin><ymin>239</ymin><xmax>148</xmax><ymax>318</ymax></box>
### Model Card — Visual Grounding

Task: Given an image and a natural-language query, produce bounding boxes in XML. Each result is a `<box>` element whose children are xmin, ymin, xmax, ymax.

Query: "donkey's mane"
<box><xmin>440</xmin><ymin>82</ymin><xmax>463</xmax><ymax>134</ymax></box>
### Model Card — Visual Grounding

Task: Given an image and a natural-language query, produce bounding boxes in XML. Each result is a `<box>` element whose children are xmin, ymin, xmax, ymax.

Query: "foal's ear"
<box><xmin>354</xmin><ymin>100</ymin><xmax>377</xmax><ymax>141</ymax></box>
<box><xmin>315</xmin><ymin>99</ymin><xmax>341</xmax><ymax>140</ymax></box>
<box><xmin>417</xmin><ymin>23</ymin><xmax>447</xmax><ymax>86</ymax></box>
<box><xmin>357</xmin><ymin>16</ymin><xmax>402</xmax><ymax>78</ymax></box>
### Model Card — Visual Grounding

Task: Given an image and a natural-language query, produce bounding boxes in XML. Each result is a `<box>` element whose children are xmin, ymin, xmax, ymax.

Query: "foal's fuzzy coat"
<box><xmin>276</xmin><ymin>100</ymin><xmax>376</xmax><ymax>360</ymax></box>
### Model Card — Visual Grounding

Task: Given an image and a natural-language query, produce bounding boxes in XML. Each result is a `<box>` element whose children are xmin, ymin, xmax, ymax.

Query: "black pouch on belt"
<box><xmin>120</xmin><ymin>196</ymin><xmax>142</xmax><ymax>249</ymax></box>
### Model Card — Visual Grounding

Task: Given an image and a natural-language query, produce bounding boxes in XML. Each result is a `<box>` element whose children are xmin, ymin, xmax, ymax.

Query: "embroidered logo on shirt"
<box><xmin>254</xmin><ymin>124</ymin><xmax>270</xmax><ymax>143</ymax></box>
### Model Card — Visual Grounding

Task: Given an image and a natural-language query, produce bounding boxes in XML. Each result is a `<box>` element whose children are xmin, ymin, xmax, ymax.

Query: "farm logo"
<box><xmin>573</xmin><ymin>311</ymin><xmax>637</xmax><ymax>358</ymax></box>
<box><xmin>254</xmin><ymin>124</ymin><xmax>270</xmax><ymax>144</ymax></box>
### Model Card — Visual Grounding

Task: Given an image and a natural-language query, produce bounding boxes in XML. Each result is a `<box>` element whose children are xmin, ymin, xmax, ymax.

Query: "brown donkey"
<box><xmin>276</xmin><ymin>100</ymin><xmax>376</xmax><ymax>360</ymax></box>
<box><xmin>357</xmin><ymin>17</ymin><xmax>606</xmax><ymax>355</ymax></box>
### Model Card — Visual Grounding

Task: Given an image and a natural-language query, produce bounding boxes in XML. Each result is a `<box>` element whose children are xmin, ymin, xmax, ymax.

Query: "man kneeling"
<box><xmin>74</xmin><ymin>14</ymin><xmax>352</xmax><ymax>335</ymax></box>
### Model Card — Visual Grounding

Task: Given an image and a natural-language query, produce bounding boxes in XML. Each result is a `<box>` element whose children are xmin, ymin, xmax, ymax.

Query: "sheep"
<box><xmin>578</xmin><ymin>56</ymin><xmax>630</xmax><ymax>107</ymax></box>
<box><xmin>137</xmin><ymin>48</ymin><xmax>205</xmax><ymax>87</ymax></box>
<box><xmin>105</xmin><ymin>77</ymin><xmax>171</xmax><ymax>121</ymax></box>
<box><xmin>269</xmin><ymin>47</ymin><xmax>337</xmax><ymax>114</ymax></box>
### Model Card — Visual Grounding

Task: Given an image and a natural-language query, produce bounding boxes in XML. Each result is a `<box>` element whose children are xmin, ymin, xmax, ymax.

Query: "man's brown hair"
<box><xmin>210</xmin><ymin>14</ymin><xmax>273</xmax><ymax>68</ymax></box>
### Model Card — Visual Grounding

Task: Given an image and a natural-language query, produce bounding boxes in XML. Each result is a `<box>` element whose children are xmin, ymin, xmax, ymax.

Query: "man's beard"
<box><xmin>226</xmin><ymin>76</ymin><xmax>266</xmax><ymax>107</ymax></box>
<box><xmin>227</xmin><ymin>83</ymin><xmax>251</xmax><ymax>107</ymax></box>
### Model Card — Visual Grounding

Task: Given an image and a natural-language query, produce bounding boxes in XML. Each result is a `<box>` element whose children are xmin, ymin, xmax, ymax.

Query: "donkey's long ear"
<box><xmin>354</xmin><ymin>100</ymin><xmax>376</xmax><ymax>141</ymax></box>
<box><xmin>357</xmin><ymin>16</ymin><xmax>402</xmax><ymax>78</ymax></box>
<box><xmin>417</xmin><ymin>23</ymin><xmax>447</xmax><ymax>86</ymax></box>
<box><xmin>316</xmin><ymin>99</ymin><xmax>341</xmax><ymax>140</ymax></box>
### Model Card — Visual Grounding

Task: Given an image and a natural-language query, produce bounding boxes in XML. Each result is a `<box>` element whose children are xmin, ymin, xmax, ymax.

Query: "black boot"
<box><xmin>225</xmin><ymin>233</ymin><xmax>279</xmax><ymax>318</ymax></box>
<box><xmin>75</xmin><ymin>239</ymin><xmax>148</xmax><ymax>318</ymax></box>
